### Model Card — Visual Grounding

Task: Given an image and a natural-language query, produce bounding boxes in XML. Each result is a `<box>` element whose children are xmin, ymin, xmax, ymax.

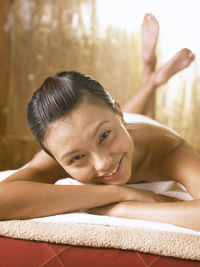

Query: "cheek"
<box><xmin>112</xmin><ymin>131</ymin><xmax>132</xmax><ymax>154</ymax></box>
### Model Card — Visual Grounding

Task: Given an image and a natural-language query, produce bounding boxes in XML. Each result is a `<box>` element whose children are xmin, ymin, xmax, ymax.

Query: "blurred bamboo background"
<box><xmin>0</xmin><ymin>0</ymin><xmax>200</xmax><ymax>170</ymax></box>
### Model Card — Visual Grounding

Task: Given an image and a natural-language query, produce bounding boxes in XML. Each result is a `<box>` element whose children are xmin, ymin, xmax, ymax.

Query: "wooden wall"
<box><xmin>0</xmin><ymin>0</ymin><xmax>39</xmax><ymax>170</ymax></box>
<box><xmin>0</xmin><ymin>0</ymin><xmax>141</xmax><ymax>171</ymax></box>
<box><xmin>0</xmin><ymin>0</ymin><xmax>199</xmax><ymax>171</ymax></box>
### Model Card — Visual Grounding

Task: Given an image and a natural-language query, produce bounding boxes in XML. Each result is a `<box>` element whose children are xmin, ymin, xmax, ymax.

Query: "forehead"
<box><xmin>56</xmin><ymin>102</ymin><xmax>115</xmax><ymax>130</ymax></box>
<box><xmin>45</xmin><ymin>102</ymin><xmax>118</xmax><ymax>152</ymax></box>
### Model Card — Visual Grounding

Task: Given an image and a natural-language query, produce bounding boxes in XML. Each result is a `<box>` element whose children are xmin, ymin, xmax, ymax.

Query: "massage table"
<box><xmin>0</xmin><ymin>170</ymin><xmax>200</xmax><ymax>266</ymax></box>
<box><xmin>0</xmin><ymin>114</ymin><xmax>200</xmax><ymax>266</ymax></box>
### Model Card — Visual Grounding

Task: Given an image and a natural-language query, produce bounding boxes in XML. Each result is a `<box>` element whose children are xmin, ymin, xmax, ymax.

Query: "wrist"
<box><xmin>116</xmin><ymin>186</ymin><xmax>148</xmax><ymax>202</ymax></box>
<box><xmin>114</xmin><ymin>185</ymin><xmax>135</xmax><ymax>202</ymax></box>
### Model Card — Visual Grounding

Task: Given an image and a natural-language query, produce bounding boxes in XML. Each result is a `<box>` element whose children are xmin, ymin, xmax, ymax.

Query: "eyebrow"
<box><xmin>92</xmin><ymin>120</ymin><xmax>110</xmax><ymax>138</ymax></box>
<box><xmin>61</xmin><ymin>120</ymin><xmax>110</xmax><ymax>161</ymax></box>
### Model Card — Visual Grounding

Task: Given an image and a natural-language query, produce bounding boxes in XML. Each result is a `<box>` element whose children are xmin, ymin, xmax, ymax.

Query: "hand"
<box><xmin>134</xmin><ymin>189</ymin><xmax>182</xmax><ymax>203</ymax></box>
<box><xmin>123</xmin><ymin>186</ymin><xmax>182</xmax><ymax>203</ymax></box>
<box><xmin>86</xmin><ymin>189</ymin><xmax>182</xmax><ymax>217</ymax></box>
<box><xmin>86</xmin><ymin>202</ymin><xmax>123</xmax><ymax>217</ymax></box>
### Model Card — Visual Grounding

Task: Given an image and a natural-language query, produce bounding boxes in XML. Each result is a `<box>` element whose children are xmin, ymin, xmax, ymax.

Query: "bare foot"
<box><xmin>142</xmin><ymin>13</ymin><xmax>160</xmax><ymax>65</ymax></box>
<box><xmin>155</xmin><ymin>48</ymin><xmax>195</xmax><ymax>86</ymax></box>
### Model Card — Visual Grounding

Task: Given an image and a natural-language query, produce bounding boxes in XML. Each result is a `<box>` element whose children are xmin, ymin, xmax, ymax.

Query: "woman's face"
<box><xmin>45</xmin><ymin>102</ymin><xmax>134</xmax><ymax>185</ymax></box>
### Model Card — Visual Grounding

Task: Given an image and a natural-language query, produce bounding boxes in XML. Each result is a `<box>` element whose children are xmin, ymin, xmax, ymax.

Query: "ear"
<box><xmin>114</xmin><ymin>101</ymin><xmax>127</xmax><ymax>126</ymax></box>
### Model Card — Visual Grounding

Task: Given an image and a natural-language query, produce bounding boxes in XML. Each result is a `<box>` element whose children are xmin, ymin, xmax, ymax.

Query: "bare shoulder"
<box><xmin>139</xmin><ymin>123</ymin><xmax>200</xmax><ymax>198</ymax></box>
<box><xmin>128</xmin><ymin>122</ymin><xmax>200</xmax><ymax>198</ymax></box>
<box><xmin>128</xmin><ymin>122</ymin><xmax>184</xmax><ymax>175</ymax></box>
<box><xmin>158</xmin><ymin>140</ymin><xmax>200</xmax><ymax>198</ymax></box>
<box><xmin>128</xmin><ymin>121</ymin><xmax>184</xmax><ymax>155</ymax></box>
<box><xmin>1</xmin><ymin>150</ymin><xmax>68</xmax><ymax>185</ymax></box>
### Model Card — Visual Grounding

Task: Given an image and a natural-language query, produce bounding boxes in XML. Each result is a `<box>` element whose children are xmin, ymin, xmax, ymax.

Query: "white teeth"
<box><xmin>105</xmin><ymin>163</ymin><xmax>119</xmax><ymax>177</ymax></box>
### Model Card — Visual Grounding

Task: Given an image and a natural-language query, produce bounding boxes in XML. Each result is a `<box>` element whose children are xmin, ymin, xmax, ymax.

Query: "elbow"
<box><xmin>0</xmin><ymin>183</ymin><xmax>19</xmax><ymax>221</ymax></box>
<box><xmin>0</xmin><ymin>198</ymin><xmax>9</xmax><ymax>221</ymax></box>
<box><xmin>189</xmin><ymin>200</ymin><xmax>200</xmax><ymax>231</ymax></box>
<box><xmin>0</xmin><ymin>185</ymin><xmax>10</xmax><ymax>220</ymax></box>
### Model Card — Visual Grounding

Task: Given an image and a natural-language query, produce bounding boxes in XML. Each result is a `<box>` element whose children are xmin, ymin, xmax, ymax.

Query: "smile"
<box><xmin>101</xmin><ymin>156</ymin><xmax>123</xmax><ymax>181</ymax></box>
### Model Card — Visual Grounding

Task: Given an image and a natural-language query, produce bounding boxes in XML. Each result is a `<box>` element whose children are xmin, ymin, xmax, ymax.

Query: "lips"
<box><xmin>100</xmin><ymin>156</ymin><xmax>123</xmax><ymax>181</ymax></box>
<box><xmin>104</xmin><ymin>163</ymin><xmax>119</xmax><ymax>177</ymax></box>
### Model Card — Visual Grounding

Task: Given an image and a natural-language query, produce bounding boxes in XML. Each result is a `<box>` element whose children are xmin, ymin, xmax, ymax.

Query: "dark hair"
<box><xmin>27</xmin><ymin>71</ymin><xmax>117</xmax><ymax>156</ymax></box>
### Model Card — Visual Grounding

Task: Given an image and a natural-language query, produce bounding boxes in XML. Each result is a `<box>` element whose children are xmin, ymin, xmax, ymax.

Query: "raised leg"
<box><xmin>123</xmin><ymin>49</ymin><xmax>195</xmax><ymax>118</ymax></box>
<box><xmin>154</xmin><ymin>48</ymin><xmax>195</xmax><ymax>86</ymax></box>
<box><xmin>146</xmin><ymin>48</ymin><xmax>195</xmax><ymax>118</ymax></box>
<box><xmin>141</xmin><ymin>13</ymin><xmax>159</xmax><ymax>75</ymax></box>
<box><xmin>123</xmin><ymin>14</ymin><xmax>159</xmax><ymax>117</ymax></box>
<box><xmin>122</xmin><ymin>14</ymin><xmax>195</xmax><ymax>119</ymax></box>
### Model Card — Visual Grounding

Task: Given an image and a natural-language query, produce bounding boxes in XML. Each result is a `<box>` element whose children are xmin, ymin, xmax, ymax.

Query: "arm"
<box><xmin>88</xmin><ymin>199</ymin><xmax>200</xmax><ymax>231</ymax></box>
<box><xmin>0</xmin><ymin>179</ymin><xmax>127</xmax><ymax>220</ymax></box>
<box><xmin>0</xmin><ymin>150</ymin><xmax>144</xmax><ymax>220</ymax></box>
<box><xmin>88</xmin><ymin>141</ymin><xmax>200</xmax><ymax>231</ymax></box>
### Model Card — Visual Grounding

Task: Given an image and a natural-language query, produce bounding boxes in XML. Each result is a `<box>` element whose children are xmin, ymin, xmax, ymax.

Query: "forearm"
<box><xmin>0</xmin><ymin>181</ymin><xmax>126</xmax><ymax>220</ymax></box>
<box><xmin>117</xmin><ymin>200</ymin><xmax>200</xmax><ymax>231</ymax></box>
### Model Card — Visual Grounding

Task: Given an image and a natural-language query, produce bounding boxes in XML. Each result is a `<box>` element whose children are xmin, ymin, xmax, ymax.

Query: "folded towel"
<box><xmin>0</xmin><ymin>171</ymin><xmax>199</xmax><ymax>260</ymax></box>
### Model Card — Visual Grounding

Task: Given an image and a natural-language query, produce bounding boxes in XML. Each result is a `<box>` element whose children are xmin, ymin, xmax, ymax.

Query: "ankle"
<box><xmin>154</xmin><ymin>69</ymin><xmax>169</xmax><ymax>86</ymax></box>
<box><xmin>142</xmin><ymin>72</ymin><xmax>157</xmax><ymax>90</ymax></box>
<box><xmin>143</xmin><ymin>54</ymin><xmax>157</xmax><ymax>70</ymax></box>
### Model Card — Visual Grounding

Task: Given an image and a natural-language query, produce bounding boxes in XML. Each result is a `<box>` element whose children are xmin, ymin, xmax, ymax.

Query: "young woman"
<box><xmin>1</xmin><ymin>14</ymin><xmax>199</xmax><ymax>231</ymax></box>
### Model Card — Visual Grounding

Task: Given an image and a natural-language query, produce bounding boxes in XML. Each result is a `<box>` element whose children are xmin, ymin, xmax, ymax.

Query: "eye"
<box><xmin>70</xmin><ymin>155</ymin><xmax>84</xmax><ymax>164</ymax></box>
<box><xmin>99</xmin><ymin>131</ymin><xmax>111</xmax><ymax>143</ymax></box>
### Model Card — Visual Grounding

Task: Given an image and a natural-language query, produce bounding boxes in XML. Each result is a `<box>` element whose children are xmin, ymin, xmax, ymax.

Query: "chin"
<box><xmin>118</xmin><ymin>176</ymin><xmax>131</xmax><ymax>185</ymax></box>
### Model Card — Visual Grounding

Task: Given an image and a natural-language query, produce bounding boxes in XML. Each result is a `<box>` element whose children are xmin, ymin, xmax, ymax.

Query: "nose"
<box><xmin>92</xmin><ymin>151</ymin><xmax>113</xmax><ymax>174</ymax></box>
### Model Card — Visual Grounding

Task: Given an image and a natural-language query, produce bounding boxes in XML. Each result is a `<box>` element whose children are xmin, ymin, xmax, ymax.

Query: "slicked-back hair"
<box><xmin>27</xmin><ymin>71</ymin><xmax>117</xmax><ymax>156</ymax></box>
